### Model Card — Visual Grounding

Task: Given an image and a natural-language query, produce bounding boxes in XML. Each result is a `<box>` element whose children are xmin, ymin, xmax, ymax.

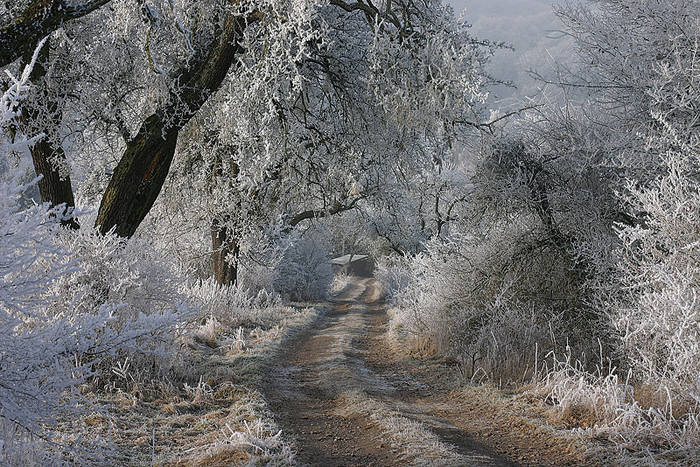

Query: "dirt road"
<box><xmin>264</xmin><ymin>278</ymin><xmax>524</xmax><ymax>466</ymax></box>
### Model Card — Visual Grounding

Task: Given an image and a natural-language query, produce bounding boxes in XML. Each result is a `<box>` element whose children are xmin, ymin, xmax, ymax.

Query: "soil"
<box><xmin>264</xmin><ymin>278</ymin><xmax>592</xmax><ymax>466</ymax></box>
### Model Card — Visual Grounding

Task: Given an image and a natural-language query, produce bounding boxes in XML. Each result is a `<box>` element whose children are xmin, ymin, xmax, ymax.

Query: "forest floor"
<box><xmin>263</xmin><ymin>278</ymin><xmax>598</xmax><ymax>466</ymax></box>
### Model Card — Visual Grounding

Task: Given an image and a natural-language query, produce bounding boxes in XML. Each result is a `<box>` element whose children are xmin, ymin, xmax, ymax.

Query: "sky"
<box><xmin>446</xmin><ymin>0</ymin><xmax>572</xmax><ymax>104</ymax></box>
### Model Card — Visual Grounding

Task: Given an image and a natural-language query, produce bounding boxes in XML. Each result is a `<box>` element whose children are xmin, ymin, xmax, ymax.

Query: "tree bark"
<box><xmin>95</xmin><ymin>118</ymin><xmax>179</xmax><ymax>237</ymax></box>
<box><xmin>209</xmin><ymin>152</ymin><xmax>240</xmax><ymax>285</ymax></box>
<box><xmin>211</xmin><ymin>219</ymin><xmax>239</xmax><ymax>286</ymax></box>
<box><xmin>22</xmin><ymin>37</ymin><xmax>78</xmax><ymax>228</ymax></box>
<box><xmin>95</xmin><ymin>12</ymin><xmax>248</xmax><ymax>238</ymax></box>
<box><xmin>30</xmin><ymin>138</ymin><xmax>79</xmax><ymax>228</ymax></box>
<box><xmin>0</xmin><ymin>0</ymin><xmax>112</xmax><ymax>67</ymax></box>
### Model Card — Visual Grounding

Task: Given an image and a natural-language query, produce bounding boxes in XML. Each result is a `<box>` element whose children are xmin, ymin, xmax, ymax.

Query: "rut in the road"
<box><xmin>263</xmin><ymin>278</ymin><xmax>514</xmax><ymax>466</ymax></box>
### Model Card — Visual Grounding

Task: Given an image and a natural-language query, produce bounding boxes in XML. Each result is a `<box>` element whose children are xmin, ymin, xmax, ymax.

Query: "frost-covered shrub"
<box><xmin>49</xmin><ymin>227</ymin><xmax>187</xmax><ymax>319</ymax></box>
<box><xmin>592</xmin><ymin>36</ymin><xmax>700</xmax><ymax>413</ymax></box>
<box><xmin>381</xmin><ymin>135</ymin><xmax>615</xmax><ymax>378</ymax></box>
<box><xmin>374</xmin><ymin>254</ymin><xmax>413</xmax><ymax>301</ymax></box>
<box><xmin>185</xmin><ymin>277</ymin><xmax>282</xmax><ymax>329</ymax></box>
<box><xmin>0</xmin><ymin>46</ymin><xmax>190</xmax><ymax>461</ymax></box>
<box><xmin>0</xmin><ymin>178</ymin><xmax>190</xmax><ymax>460</ymax></box>
<box><xmin>386</xmin><ymin>230</ymin><xmax>579</xmax><ymax>382</ymax></box>
<box><xmin>237</xmin><ymin>237</ymin><xmax>285</xmax><ymax>295</ymax></box>
<box><xmin>329</xmin><ymin>271</ymin><xmax>352</xmax><ymax>295</ymax></box>
<box><xmin>47</xmin><ymin>227</ymin><xmax>192</xmax><ymax>389</ymax></box>
<box><xmin>273</xmin><ymin>231</ymin><xmax>333</xmax><ymax>301</ymax></box>
<box><xmin>600</xmin><ymin>146</ymin><xmax>700</xmax><ymax>412</ymax></box>
<box><xmin>0</xmin><ymin>176</ymin><xmax>104</xmax><ymax>462</ymax></box>
<box><xmin>0</xmin><ymin>45</ymin><xmax>98</xmax><ymax>461</ymax></box>
<box><xmin>237</xmin><ymin>230</ymin><xmax>333</xmax><ymax>301</ymax></box>
<box><xmin>381</xmin><ymin>131</ymin><xmax>615</xmax><ymax>384</ymax></box>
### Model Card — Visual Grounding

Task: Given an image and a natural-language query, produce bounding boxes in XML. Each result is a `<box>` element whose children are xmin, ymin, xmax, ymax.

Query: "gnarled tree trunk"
<box><xmin>95</xmin><ymin>119</ymin><xmax>178</xmax><ymax>237</ymax></box>
<box><xmin>95</xmin><ymin>12</ymin><xmax>248</xmax><ymax>238</ymax></box>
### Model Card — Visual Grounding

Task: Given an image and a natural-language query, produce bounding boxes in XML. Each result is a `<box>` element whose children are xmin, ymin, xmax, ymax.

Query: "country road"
<box><xmin>263</xmin><ymin>278</ymin><xmax>519</xmax><ymax>466</ymax></box>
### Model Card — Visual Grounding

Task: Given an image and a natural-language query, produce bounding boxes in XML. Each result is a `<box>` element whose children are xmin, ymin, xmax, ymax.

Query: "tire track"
<box><xmin>264</xmin><ymin>278</ymin><xmax>514</xmax><ymax>466</ymax></box>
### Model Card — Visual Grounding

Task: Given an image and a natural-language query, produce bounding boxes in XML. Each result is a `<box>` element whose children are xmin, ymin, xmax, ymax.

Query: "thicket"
<box><xmin>379</xmin><ymin>0</ymin><xmax>700</xmax><ymax>459</ymax></box>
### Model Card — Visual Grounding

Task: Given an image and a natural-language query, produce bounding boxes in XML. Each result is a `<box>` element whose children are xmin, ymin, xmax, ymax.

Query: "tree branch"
<box><xmin>288</xmin><ymin>195</ymin><xmax>365</xmax><ymax>228</ymax></box>
<box><xmin>0</xmin><ymin>0</ymin><xmax>112</xmax><ymax>67</ymax></box>
<box><xmin>95</xmin><ymin>11</ymin><xmax>252</xmax><ymax>237</ymax></box>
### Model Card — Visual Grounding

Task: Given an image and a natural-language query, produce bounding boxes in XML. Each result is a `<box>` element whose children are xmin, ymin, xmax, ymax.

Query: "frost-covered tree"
<box><xmin>192</xmin><ymin>0</ymin><xmax>496</xmax><ymax>283</ymax></box>
<box><xmin>465</xmin><ymin>0</ymin><xmax>700</xmax><ymax>312</ymax></box>
<box><xmin>596</xmin><ymin>31</ymin><xmax>700</xmax><ymax>408</ymax></box>
<box><xmin>383</xmin><ymin>0</ymin><xmax>700</xmax><ymax>401</ymax></box>
<box><xmin>552</xmin><ymin>0</ymin><xmax>700</xmax><ymax>172</ymax></box>
<box><xmin>0</xmin><ymin>41</ymin><xmax>103</xmax><ymax>461</ymax></box>
<box><xmin>499</xmin><ymin>0</ymin><xmax>700</xmax><ymax>440</ymax></box>
<box><xmin>2</xmin><ymin>0</ymin><xmax>497</xmax><ymax>286</ymax></box>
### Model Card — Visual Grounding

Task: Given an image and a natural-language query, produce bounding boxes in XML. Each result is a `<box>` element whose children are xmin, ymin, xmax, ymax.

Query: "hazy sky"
<box><xmin>446</xmin><ymin>0</ymin><xmax>571</xmax><ymax>103</ymax></box>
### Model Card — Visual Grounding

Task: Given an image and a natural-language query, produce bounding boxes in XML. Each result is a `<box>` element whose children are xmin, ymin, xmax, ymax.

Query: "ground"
<box><xmin>263</xmin><ymin>278</ymin><xmax>595</xmax><ymax>466</ymax></box>
<box><xmin>84</xmin><ymin>277</ymin><xmax>608</xmax><ymax>465</ymax></box>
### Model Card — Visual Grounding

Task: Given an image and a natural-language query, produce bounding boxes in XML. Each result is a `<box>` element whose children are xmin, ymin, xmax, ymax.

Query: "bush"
<box><xmin>384</xmin><ymin>229</ymin><xmax>583</xmax><ymax>382</ymax></box>
<box><xmin>0</xmin><ymin>49</ymin><xmax>190</xmax><ymax>461</ymax></box>
<box><xmin>237</xmin><ymin>229</ymin><xmax>333</xmax><ymax>302</ymax></box>
<box><xmin>273</xmin><ymin>231</ymin><xmax>333</xmax><ymax>301</ymax></box>
<box><xmin>184</xmin><ymin>277</ymin><xmax>282</xmax><ymax>328</ymax></box>
<box><xmin>374</xmin><ymin>254</ymin><xmax>413</xmax><ymax>301</ymax></box>
<box><xmin>601</xmin><ymin>143</ymin><xmax>700</xmax><ymax>414</ymax></box>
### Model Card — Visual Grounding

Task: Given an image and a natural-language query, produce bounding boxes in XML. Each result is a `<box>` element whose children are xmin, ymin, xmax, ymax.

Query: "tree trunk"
<box><xmin>95</xmin><ymin>13</ymin><xmax>247</xmax><ymax>237</ymax></box>
<box><xmin>209</xmin><ymin>150</ymin><xmax>241</xmax><ymax>285</ymax></box>
<box><xmin>0</xmin><ymin>0</ymin><xmax>112</xmax><ymax>67</ymax></box>
<box><xmin>211</xmin><ymin>219</ymin><xmax>239</xmax><ymax>286</ymax></box>
<box><xmin>95</xmin><ymin>119</ymin><xmax>178</xmax><ymax>237</ymax></box>
<box><xmin>23</xmin><ymin>38</ymin><xmax>79</xmax><ymax>229</ymax></box>
<box><xmin>30</xmin><ymin>139</ymin><xmax>79</xmax><ymax>228</ymax></box>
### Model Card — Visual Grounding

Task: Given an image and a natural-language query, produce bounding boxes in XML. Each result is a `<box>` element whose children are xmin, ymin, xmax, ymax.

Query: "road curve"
<box><xmin>264</xmin><ymin>278</ymin><xmax>516</xmax><ymax>466</ymax></box>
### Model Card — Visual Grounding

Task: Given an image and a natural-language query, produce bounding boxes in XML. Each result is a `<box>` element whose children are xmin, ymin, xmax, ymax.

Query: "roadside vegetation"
<box><xmin>1</xmin><ymin>0</ymin><xmax>697</xmax><ymax>465</ymax></box>
<box><xmin>377</xmin><ymin>1</ymin><xmax>700</xmax><ymax>463</ymax></box>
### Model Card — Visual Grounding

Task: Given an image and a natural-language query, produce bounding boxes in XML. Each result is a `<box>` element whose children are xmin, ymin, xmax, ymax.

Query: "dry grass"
<box><xmin>61</xmin><ymin>304</ymin><xmax>320</xmax><ymax>465</ymax></box>
<box><xmin>335</xmin><ymin>390</ymin><xmax>471</xmax><ymax>465</ymax></box>
<box><xmin>530</xmin><ymin>358</ymin><xmax>700</xmax><ymax>464</ymax></box>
